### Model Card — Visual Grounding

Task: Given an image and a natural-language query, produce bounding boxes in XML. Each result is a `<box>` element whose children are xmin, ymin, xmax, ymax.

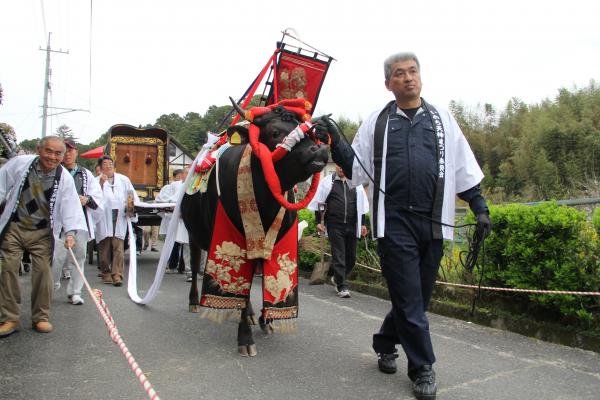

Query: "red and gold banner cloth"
<box><xmin>272</xmin><ymin>50</ymin><xmax>329</xmax><ymax>113</ymax></box>
<box><xmin>199</xmin><ymin>201</ymin><xmax>299</xmax><ymax>320</ymax></box>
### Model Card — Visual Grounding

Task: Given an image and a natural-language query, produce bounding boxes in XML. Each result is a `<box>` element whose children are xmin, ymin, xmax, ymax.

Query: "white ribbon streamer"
<box><xmin>127</xmin><ymin>133</ymin><xmax>220</xmax><ymax>304</ymax></box>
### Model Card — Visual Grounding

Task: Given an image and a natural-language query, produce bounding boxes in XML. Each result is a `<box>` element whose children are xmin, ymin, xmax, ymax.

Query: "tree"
<box><xmin>333</xmin><ymin>115</ymin><xmax>359</xmax><ymax>144</ymax></box>
<box><xmin>155</xmin><ymin>113</ymin><xmax>185</xmax><ymax>135</ymax></box>
<box><xmin>19</xmin><ymin>138</ymin><xmax>38</xmax><ymax>153</ymax></box>
<box><xmin>55</xmin><ymin>124</ymin><xmax>76</xmax><ymax>140</ymax></box>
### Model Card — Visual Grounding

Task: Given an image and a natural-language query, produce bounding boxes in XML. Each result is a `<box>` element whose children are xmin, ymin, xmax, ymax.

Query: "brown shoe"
<box><xmin>113</xmin><ymin>279</ymin><xmax>123</xmax><ymax>287</ymax></box>
<box><xmin>33</xmin><ymin>320</ymin><xmax>53</xmax><ymax>333</ymax></box>
<box><xmin>101</xmin><ymin>274</ymin><xmax>113</xmax><ymax>284</ymax></box>
<box><xmin>0</xmin><ymin>321</ymin><xmax>20</xmax><ymax>338</ymax></box>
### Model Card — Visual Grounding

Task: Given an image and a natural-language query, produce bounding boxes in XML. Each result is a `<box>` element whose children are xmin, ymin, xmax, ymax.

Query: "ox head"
<box><xmin>229</xmin><ymin>101</ymin><xmax>329</xmax><ymax>192</ymax></box>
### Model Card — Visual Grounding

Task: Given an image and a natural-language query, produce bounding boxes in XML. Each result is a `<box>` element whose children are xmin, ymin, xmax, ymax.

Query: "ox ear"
<box><xmin>226</xmin><ymin>125</ymin><xmax>249</xmax><ymax>145</ymax></box>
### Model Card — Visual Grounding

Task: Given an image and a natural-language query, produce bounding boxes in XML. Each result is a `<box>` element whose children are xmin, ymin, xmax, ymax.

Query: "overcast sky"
<box><xmin>1</xmin><ymin>0</ymin><xmax>599</xmax><ymax>145</ymax></box>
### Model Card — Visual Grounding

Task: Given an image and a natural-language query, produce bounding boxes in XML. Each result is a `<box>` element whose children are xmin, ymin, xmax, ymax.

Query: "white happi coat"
<box><xmin>348</xmin><ymin>103</ymin><xmax>484</xmax><ymax>240</ymax></box>
<box><xmin>0</xmin><ymin>155</ymin><xmax>87</xmax><ymax>239</ymax></box>
<box><xmin>307</xmin><ymin>173</ymin><xmax>369</xmax><ymax>238</ymax></box>
<box><xmin>95</xmin><ymin>172</ymin><xmax>139</xmax><ymax>242</ymax></box>
<box><xmin>76</xmin><ymin>167</ymin><xmax>104</xmax><ymax>240</ymax></box>
<box><xmin>156</xmin><ymin>180</ymin><xmax>188</xmax><ymax>244</ymax></box>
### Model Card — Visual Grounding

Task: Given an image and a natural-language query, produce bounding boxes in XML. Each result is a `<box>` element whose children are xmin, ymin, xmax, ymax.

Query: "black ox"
<box><xmin>181</xmin><ymin>104</ymin><xmax>329</xmax><ymax>356</ymax></box>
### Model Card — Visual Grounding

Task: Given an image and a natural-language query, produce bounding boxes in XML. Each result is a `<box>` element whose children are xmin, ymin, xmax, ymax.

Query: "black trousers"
<box><xmin>372</xmin><ymin>209</ymin><xmax>443</xmax><ymax>376</ymax></box>
<box><xmin>328</xmin><ymin>223</ymin><xmax>358</xmax><ymax>291</ymax></box>
<box><xmin>168</xmin><ymin>242</ymin><xmax>185</xmax><ymax>272</ymax></box>
<box><xmin>126</xmin><ymin>224</ymin><xmax>143</xmax><ymax>251</ymax></box>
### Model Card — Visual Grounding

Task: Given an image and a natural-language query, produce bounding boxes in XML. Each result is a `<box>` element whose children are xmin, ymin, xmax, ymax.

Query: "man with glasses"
<box><xmin>95</xmin><ymin>155</ymin><xmax>139</xmax><ymax>286</ymax></box>
<box><xmin>322</xmin><ymin>52</ymin><xmax>492</xmax><ymax>399</ymax></box>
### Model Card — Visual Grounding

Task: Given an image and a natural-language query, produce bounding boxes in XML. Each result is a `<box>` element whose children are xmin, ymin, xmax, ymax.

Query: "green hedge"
<box><xmin>297</xmin><ymin>209</ymin><xmax>318</xmax><ymax>271</ymax></box>
<box><xmin>593</xmin><ymin>207</ymin><xmax>600</xmax><ymax>234</ymax></box>
<box><xmin>475</xmin><ymin>202</ymin><xmax>600</xmax><ymax>324</ymax></box>
<box><xmin>298</xmin><ymin>209</ymin><xmax>318</xmax><ymax>236</ymax></box>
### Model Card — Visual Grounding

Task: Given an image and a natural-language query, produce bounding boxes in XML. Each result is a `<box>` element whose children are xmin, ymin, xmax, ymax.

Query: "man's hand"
<box><xmin>313</xmin><ymin>115</ymin><xmax>341</xmax><ymax>146</ymax></box>
<box><xmin>79</xmin><ymin>195</ymin><xmax>89</xmax><ymax>206</ymax></box>
<box><xmin>99</xmin><ymin>173</ymin><xmax>108</xmax><ymax>187</ymax></box>
<box><xmin>476</xmin><ymin>213</ymin><xmax>492</xmax><ymax>239</ymax></box>
<box><xmin>64</xmin><ymin>234</ymin><xmax>76</xmax><ymax>249</ymax></box>
<box><xmin>361</xmin><ymin>225</ymin><xmax>368</xmax><ymax>237</ymax></box>
<box><xmin>316</xmin><ymin>223</ymin><xmax>326</xmax><ymax>234</ymax></box>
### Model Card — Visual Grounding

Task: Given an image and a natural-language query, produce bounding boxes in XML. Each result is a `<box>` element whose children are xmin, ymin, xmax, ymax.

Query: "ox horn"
<box><xmin>229</xmin><ymin>96</ymin><xmax>247</xmax><ymax>120</ymax></box>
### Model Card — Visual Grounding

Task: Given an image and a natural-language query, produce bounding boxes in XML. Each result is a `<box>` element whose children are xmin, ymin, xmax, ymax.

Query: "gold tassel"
<box><xmin>199</xmin><ymin>307</ymin><xmax>243</xmax><ymax>325</ymax></box>
<box><xmin>271</xmin><ymin>319</ymin><xmax>298</xmax><ymax>334</ymax></box>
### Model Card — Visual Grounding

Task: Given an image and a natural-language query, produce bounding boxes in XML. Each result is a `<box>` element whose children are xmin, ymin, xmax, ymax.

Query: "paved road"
<box><xmin>2</xmin><ymin>249</ymin><xmax>599</xmax><ymax>400</ymax></box>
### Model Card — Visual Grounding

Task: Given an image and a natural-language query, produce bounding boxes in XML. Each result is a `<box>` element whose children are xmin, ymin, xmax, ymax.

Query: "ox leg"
<box><xmin>238</xmin><ymin>305</ymin><xmax>257</xmax><ymax>357</ymax></box>
<box><xmin>245</xmin><ymin>299</ymin><xmax>257</xmax><ymax>326</ymax></box>
<box><xmin>258</xmin><ymin>313</ymin><xmax>275</xmax><ymax>334</ymax></box>
<box><xmin>188</xmin><ymin>241</ymin><xmax>202</xmax><ymax>313</ymax></box>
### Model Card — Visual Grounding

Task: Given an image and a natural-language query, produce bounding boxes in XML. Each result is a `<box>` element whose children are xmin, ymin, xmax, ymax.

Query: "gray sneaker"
<box><xmin>337</xmin><ymin>289</ymin><xmax>351</xmax><ymax>298</ymax></box>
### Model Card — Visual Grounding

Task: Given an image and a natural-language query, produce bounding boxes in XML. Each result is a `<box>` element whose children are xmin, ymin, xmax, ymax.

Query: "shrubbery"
<box><xmin>297</xmin><ymin>209</ymin><xmax>319</xmax><ymax>271</ymax></box>
<box><xmin>298</xmin><ymin>201</ymin><xmax>600</xmax><ymax>327</ymax></box>
<box><xmin>476</xmin><ymin>202</ymin><xmax>600</xmax><ymax>324</ymax></box>
<box><xmin>593</xmin><ymin>207</ymin><xmax>600</xmax><ymax>234</ymax></box>
<box><xmin>297</xmin><ymin>209</ymin><xmax>317</xmax><ymax>236</ymax></box>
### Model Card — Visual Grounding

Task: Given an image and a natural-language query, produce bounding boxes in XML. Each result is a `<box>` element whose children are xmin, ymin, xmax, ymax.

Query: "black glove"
<box><xmin>475</xmin><ymin>212</ymin><xmax>492</xmax><ymax>239</ymax></box>
<box><xmin>313</xmin><ymin>115</ymin><xmax>341</xmax><ymax>146</ymax></box>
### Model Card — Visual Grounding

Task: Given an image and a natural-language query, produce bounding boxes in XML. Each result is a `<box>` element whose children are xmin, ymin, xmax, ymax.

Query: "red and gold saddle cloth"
<box><xmin>199</xmin><ymin>145</ymin><xmax>298</xmax><ymax>327</ymax></box>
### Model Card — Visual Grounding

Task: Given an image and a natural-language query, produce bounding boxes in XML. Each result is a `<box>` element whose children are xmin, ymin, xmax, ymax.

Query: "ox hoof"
<box><xmin>238</xmin><ymin>345</ymin><xmax>258</xmax><ymax>357</ymax></box>
<box><xmin>189</xmin><ymin>305</ymin><xmax>201</xmax><ymax>313</ymax></box>
<box><xmin>259</xmin><ymin>322</ymin><xmax>274</xmax><ymax>335</ymax></box>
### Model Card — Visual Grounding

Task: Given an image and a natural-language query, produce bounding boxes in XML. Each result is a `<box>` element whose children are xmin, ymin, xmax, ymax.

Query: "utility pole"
<box><xmin>40</xmin><ymin>32</ymin><xmax>68</xmax><ymax>137</ymax></box>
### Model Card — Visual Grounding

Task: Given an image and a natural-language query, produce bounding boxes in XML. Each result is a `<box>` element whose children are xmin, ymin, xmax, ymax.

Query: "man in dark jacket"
<box><xmin>315</xmin><ymin>52</ymin><xmax>492</xmax><ymax>400</ymax></box>
<box><xmin>308</xmin><ymin>165</ymin><xmax>368</xmax><ymax>298</ymax></box>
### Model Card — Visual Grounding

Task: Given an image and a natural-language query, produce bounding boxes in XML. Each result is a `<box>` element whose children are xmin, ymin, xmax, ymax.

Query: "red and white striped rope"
<box><xmin>94</xmin><ymin>289</ymin><xmax>114</xmax><ymax>325</ymax></box>
<box><xmin>68</xmin><ymin>248</ymin><xmax>160</xmax><ymax>400</ymax></box>
<box><xmin>435</xmin><ymin>281</ymin><xmax>600</xmax><ymax>296</ymax></box>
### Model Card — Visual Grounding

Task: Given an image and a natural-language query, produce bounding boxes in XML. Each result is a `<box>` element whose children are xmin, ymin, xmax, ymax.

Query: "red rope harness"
<box><xmin>248</xmin><ymin>123</ymin><xmax>320</xmax><ymax>211</ymax></box>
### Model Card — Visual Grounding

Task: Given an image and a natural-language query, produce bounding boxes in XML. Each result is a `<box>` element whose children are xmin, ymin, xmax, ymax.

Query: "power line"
<box><xmin>39</xmin><ymin>0</ymin><xmax>48</xmax><ymax>40</ymax></box>
<box><xmin>89</xmin><ymin>0</ymin><xmax>93</xmax><ymax>111</ymax></box>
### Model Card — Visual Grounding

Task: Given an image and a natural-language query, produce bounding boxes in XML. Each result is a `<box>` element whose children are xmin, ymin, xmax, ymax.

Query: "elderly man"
<box><xmin>0</xmin><ymin>136</ymin><xmax>86</xmax><ymax>337</ymax></box>
<box><xmin>52</xmin><ymin>138</ymin><xmax>103</xmax><ymax>305</ymax></box>
<box><xmin>95</xmin><ymin>155</ymin><xmax>139</xmax><ymax>286</ymax></box>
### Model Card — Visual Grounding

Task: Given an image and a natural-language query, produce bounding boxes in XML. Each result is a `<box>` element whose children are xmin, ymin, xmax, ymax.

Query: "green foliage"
<box><xmin>18</xmin><ymin>138</ymin><xmax>38</xmax><ymax>153</ymax></box>
<box><xmin>593</xmin><ymin>207</ymin><xmax>600</xmax><ymax>234</ymax></box>
<box><xmin>297</xmin><ymin>209</ymin><xmax>317</xmax><ymax>236</ymax></box>
<box><xmin>478</xmin><ymin>202</ymin><xmax>600</xmax><ymax>324</ymax></box>
<box><xmin>333</xmin><ymin>115</ymin><xmax>360</xmax><ymax>144</ymax></box>
<box><xmin>452</xmin><ymin>82</ymin><xmax>600</xmax><ymax>201</ymax></box>
<box><xmin>298</xmin><ymin>249</ymin><xmax>320</xmax><ymax>271</ymax></box>
<box><xmin>297</xmin><ymin>209</ymin><xmax>320</xmax><ymax>271</ymax></box>
<box><xmin>55</xmin><ymin>124</ymin><xmax>76</xmax><ymax>140</ymax></box>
